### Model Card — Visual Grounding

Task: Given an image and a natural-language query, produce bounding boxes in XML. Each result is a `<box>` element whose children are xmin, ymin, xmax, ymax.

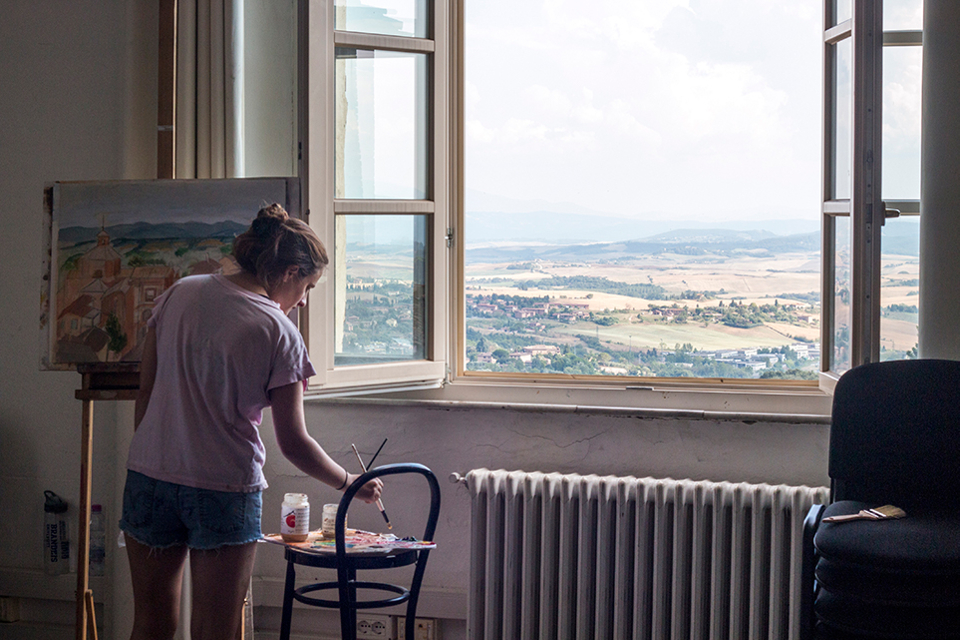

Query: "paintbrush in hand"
<box><xmin>351</xmin><ymin>443</ymin><xmax>392</xmax><ymax>529</ymax></box>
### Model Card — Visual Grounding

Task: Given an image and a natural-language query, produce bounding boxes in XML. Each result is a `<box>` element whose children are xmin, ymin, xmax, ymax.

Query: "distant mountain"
<box><xmin>466</xmin><ymin>230</ymin><xmax>822</xmax><ymax>263</ymax></box>
<box><xmin>58</xmin><ymin>220</ymin><xmax>248</xmax><ymax>244</ymax></box>
<box><xmin>466</xmin><ymin>210</ymin><xmax>819</xmax><ymax>245</ymax></box>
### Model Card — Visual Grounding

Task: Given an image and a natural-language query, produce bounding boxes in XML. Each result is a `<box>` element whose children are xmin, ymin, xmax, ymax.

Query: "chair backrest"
<box><xmin>830</xmin><ymin>359</ymin><xmax>960</xmax><ymax>510</ymax></box>
<box><xmin>336</xmin><ymin>462</ymin><xmax>441</xmax><ymax>545</ymax></box>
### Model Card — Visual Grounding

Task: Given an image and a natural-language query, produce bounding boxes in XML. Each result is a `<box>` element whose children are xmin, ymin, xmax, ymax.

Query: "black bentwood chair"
<box><xmin>801</xmin><ymin>359</ymin><xmax>960</xmax><ymax>640</ymax></box>
<box><xmin>279</xmin><ymin>463</ymin><xmax>441</xmax><ymax>640</ymax></box>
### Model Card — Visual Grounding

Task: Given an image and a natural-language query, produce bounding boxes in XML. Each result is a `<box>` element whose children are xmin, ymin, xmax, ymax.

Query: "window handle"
<box><xmin>880</xmin><ymin>202</ymin><xmax>900</xmax><ymax>225</ymax></box>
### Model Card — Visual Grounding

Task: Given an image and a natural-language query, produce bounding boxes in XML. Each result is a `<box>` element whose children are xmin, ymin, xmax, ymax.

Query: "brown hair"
<box><xmin>232</xmin><ymin>204</ymin><xmax>328</xmax><ymax>291</ymax></box>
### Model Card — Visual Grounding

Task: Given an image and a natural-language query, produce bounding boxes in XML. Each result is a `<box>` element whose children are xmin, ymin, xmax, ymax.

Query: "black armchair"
<box><xmin>802</xmin><ymin>359</ymin><xmax>960</xmax><ymax>639</ymax></box>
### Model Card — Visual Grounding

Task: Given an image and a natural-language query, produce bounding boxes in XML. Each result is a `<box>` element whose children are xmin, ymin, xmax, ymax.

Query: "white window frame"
<box><xmin>299</xmin><ymin>0</ymin><xmax>450</xmax><ymax>396</ymax></box>
<box><xmin>819</xmin><ymin>0</ymin><xmax>923</xmax><ymax>390</ymax></box>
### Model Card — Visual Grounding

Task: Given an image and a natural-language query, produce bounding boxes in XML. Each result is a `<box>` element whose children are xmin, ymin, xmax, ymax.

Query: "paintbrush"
<box><xmin>367</xmin><ymin>438</ymin><xmax>387</xmax><ymax>469</ymax></box>
<box><xmin>822</xmin><ymin>504</ymin><xmax>906</xmax><ymax>523</ymax></box>
<box><xmin>351</xmin><ymin>443</ymin><xmax>392</xmax><ymax>529</ymax></box>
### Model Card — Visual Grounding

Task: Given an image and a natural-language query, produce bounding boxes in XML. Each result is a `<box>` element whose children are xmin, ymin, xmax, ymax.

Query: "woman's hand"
<box><xmin>344</xmin><ymin>473</ymin><xmax>383</xmax><ymax>504</ymax></box>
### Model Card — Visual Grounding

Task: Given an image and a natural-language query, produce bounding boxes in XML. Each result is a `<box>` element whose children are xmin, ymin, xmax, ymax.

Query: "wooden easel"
<box><xmin>75</xmin><ymin>364</ymin><xmax>140</xmax><ymax>640</ymax></box>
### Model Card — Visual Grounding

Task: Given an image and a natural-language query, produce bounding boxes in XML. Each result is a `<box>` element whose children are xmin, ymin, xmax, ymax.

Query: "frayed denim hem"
<box><xmin>119</xmin><ymin>527</ymin><xmax>263</xmax><ymax>553</ymax></box>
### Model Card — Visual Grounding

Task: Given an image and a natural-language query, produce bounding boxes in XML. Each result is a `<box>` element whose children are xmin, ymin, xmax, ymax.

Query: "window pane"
<box><xmin>465</xmin><ymin>2</ymin><xmax>822</xmax><ymax>380</ymax></box>
<box><xmin>880</xmin><ymin>217</ymin><xmax>919</xmax><ymax>360</ymax></box>
<box><xmin>833</xmin><ymin>38</ymin><xmax>852</xmax><ymax>200</ymax></box>
<box><xmin>335</xmin><ymin>0</ymin><xmax>428</xmax><ymax>38</ymax></box>
<box><xmin>884</xmin><ymin>0</ymin><xmax>923</xmax><ymax>30</ymax></box>
<box><xmin>882</xmin><ymin>45</ymin><xmax>922</xmax><ymax>201</ymax></box>
<box><xmin>334</xmin><ymin>215</ymin><xmax>428</xmax><ymax>365</ymax></box>
<box><xmin>834</xmin><ymin>0</ymin><xmax>852</xmax><ymax>25</ymax></box>
<box><xmin>335</xmin><ymin>48</ymin><xmax>429</xmax><ymax>199</ymax></box>
<box><xmin>831</xmin><ymin>215</ymin><xmax>852</xmax><ymax>372</ymax></box>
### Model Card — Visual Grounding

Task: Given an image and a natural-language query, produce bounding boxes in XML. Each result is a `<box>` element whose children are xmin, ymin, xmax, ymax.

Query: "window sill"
<box><xmin>305</xmin><ymin>376</ymin><xmax>832</xmax><ymax>424</ymax></box>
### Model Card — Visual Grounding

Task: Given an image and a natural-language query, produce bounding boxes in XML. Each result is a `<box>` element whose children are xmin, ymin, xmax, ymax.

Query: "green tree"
<box><xmin>105</xmin><ymin>313</ymin><xmax>127</xmax><ymax>360</ymax></box>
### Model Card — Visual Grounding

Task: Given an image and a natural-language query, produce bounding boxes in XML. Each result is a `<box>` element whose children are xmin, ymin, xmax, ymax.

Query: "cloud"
<box><xmin>464</xmin><ymin>1</ymin><xmax>826</xmax><ymax>219</ymax></box>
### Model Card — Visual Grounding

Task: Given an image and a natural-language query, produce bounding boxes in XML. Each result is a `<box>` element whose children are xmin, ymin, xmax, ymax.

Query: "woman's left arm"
<box><xmin>269</xmin><ymin>381</ymin><xmax>382</xmax><ymax>503</ymax></box>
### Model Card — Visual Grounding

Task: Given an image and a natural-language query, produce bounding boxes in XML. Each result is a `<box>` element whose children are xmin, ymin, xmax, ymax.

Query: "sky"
<box><xmin>462</xmin><ymin>0</ymin><xmax>923</xmax><ymax>224</ymax></box>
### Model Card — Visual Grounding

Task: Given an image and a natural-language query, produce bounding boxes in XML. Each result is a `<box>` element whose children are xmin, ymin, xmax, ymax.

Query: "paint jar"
<box><xmin>43</xmin><ymin>490</ymin><xmax>70</xmax><ymax>575</ymax></box>
<box><xmin>321</xmin><ymin>503</ymin><xmax>345</xmax><ymax>537</ymax></box>
<box><xmin>280</xmin><ymin>493</ymin><xmax>310</xmax><ymax>542</ymax></box>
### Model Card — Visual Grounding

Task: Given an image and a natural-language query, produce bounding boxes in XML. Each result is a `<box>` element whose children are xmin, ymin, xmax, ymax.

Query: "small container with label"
<box><xmin>321</xmin><ymin>503</ymin><xmax>345</xmax><ymax>538</ymax></box>
<box><xmin>280</xmin><ymin>493</ymin><xmax>310</xmax><ymax>542</ymax></box>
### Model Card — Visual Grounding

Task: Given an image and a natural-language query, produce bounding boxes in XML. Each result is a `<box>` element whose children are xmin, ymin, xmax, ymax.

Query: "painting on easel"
<box><xmin>40</xmin><ymin>178</ymin><xmax>299</xmax><ymax>370</ymax></box>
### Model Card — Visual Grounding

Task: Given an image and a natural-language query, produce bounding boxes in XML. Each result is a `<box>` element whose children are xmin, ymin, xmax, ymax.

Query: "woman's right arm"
<box><xmin>269</xmin><ymin>380</ymin><xmax>382</xmax><ymax>503</ymax></box>
<box><xmin>134</xmin><ymin>326</ymin><xmax>158</xmax><ymax>430</ymax></box>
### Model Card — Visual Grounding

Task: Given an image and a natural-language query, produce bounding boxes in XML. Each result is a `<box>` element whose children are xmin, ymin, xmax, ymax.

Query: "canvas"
<box><xmin>40</xmin><ymin>178</ymin><xmax>299</xmax><ymax>370</ymax></box>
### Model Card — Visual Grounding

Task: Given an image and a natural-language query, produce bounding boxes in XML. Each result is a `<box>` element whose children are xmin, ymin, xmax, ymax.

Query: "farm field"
<box><xmin>464</xmin><ymin>247</ymin><xmax>919</xmax><ymax>378</ymax></box>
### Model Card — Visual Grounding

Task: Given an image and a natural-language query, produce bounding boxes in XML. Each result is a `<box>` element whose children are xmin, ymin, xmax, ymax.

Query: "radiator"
<box><xmin>466</xmin><ymin>469</ymin><xmax>829</xmax><ymax>640</ymax></box>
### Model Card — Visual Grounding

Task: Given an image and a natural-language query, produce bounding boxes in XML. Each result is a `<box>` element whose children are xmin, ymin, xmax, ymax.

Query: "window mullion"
<box><xmin>849</xmin><ymin>0</ymin><xmax>883</xmax><ymax>368</ymax></box>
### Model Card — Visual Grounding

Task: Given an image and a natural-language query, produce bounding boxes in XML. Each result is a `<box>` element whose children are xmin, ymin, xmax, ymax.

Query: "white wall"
<box><xmin>0</xmin><ymin>3</ymin><xmax>836</xmax><ymax>640</ymax></box>
<box><xmin>0</xmin><ymin>1</ymin><xmax>155</xmax><ymax>638</ymax></box>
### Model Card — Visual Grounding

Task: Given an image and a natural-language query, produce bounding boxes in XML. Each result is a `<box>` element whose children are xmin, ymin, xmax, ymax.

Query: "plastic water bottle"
<box><xmin>43</xmin><ymin>490</ymin><xmax>70</xmax><ymax>575</ymax></box>
<box><xmin>89</xmin><ymin>504</ymin><xmax>105</xmax><ymax>577</ymax></box>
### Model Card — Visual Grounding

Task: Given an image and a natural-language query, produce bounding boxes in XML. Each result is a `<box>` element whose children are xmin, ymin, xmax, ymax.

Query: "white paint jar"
<box><xmin>321</xmin><ymin>503</ymin><xmax>344</xmax><ymax>537</ymax></box>
<box><xmin>280</xmin><ymin>493</ymin><xmax>310</xmax><ymax>542</ymax></box>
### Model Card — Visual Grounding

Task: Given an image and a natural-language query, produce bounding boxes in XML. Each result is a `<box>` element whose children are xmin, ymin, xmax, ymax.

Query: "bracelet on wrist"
<box><xmin>335</xmin><ymin>468</ymin><xmax>349</xmax><ymax>490</ymax></box>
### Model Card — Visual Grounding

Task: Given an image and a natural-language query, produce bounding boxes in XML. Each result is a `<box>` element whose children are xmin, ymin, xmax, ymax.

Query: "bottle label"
<box><xmin>280</xmin><ymin>505</ymin><xmax>309</xmax><ymax>536</ymax></box>
<box><xmin>45</xmin><ymin>522</ymin><xmax>60</xmax><ymax>563</ymax></box>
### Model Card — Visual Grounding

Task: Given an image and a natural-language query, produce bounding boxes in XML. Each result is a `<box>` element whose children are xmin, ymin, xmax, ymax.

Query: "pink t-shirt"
<box><xmin>127</xmin><ymin>274</ymin><xmax>316</xmax><ymax>492</ymax></box>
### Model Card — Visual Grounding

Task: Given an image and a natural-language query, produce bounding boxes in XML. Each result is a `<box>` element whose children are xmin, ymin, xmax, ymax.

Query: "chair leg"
<box><xmin>279</xmin><ymin>559</ymin><xmax>296</xmax><ymax>640</ymax></box>
<box><xmin>339</xmin><ymin>567</ymin><xmax>358</xmax><ymax>640</ymax></box>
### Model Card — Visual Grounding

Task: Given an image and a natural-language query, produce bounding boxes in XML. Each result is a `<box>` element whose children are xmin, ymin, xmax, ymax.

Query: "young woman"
<box><xmin>121</xmin><ymin>204</ymin><xmax>382</xmax><ymax>640</ymax></box>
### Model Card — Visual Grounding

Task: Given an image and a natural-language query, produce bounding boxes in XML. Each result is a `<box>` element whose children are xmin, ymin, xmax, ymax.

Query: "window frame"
<box><xmin>819</xmin><ymin>0</ymin><xmax>923</xmax><ymax>389</ymax></box>
<box><xmin>299</xmin><ymin>0</ymin><xmax>450</xmax><ymax>396</ymax></box>
<box><xmin>297</xmin><ymin>0</ymin><xmax>915</xmax><ymax>416</ymax></box>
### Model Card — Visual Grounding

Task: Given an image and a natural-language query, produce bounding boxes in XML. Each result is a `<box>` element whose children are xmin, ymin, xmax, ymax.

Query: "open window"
<box><xmin>820</xmin><ymin>0</ymin><xmax>922</xmax><ymax>389</ymax></box>
<box><xmin>300</xmin><ymin>0</ymin><xmax>450</xmax><ymax>395</ymax></box>
<box><xmin>297</xmin><ymin>0</ymin><xmax>920</xmax><ymax>404</ymax></box>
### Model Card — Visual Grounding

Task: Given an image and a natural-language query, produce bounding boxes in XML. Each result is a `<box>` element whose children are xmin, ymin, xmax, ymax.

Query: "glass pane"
<box><xmin>831</xmin><ymin>215</ymin><xmax>852</xmax><ymax>372</ymax></box>
<box><xmin>880</xmin><ymin>217</ymin><xmax>919</xmax><ymax>360</ymax></box>
<box><xmin>334</xmin><ymin>215</ymin><xmax>429</xmax><ymax>365</ymax></box>
<box><xmin>833</xmin><ymin>38</ymin><xmax>852</xmax><ymax>200</ymax></box>
<box><xmin>464</xmin><ymin>2</ymin><xmax>823</xmax><ymax>380</ymax></box>
<box><xmin>335</xmin><ymin>0</ymin><xmax>428</xmax><ymax>38</ymax></box>
<box><xmin>884</xmin><ymin>0</ymin><xmax>923</xmax><ymax>30</ymax></box>
<box><xmin>882</xmin><ymin>45</ymin><xmax>922</xmax><ymax>201</ymax></box>
<box><xmin>335</xmin><ymin>48</ymin><xmax>429</xmax><ymax>199</ymax></box>
<box><xmin>835</xmin><ymin>0</ymin><xmax>853</xmax><ymax>25</ymax></box>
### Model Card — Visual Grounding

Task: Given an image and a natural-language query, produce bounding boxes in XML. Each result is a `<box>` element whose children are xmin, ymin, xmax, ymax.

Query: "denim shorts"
<box><xmin>119</xmin><ymin>470</ymin><xmax>262</xmax><ymax>550</ymax></box>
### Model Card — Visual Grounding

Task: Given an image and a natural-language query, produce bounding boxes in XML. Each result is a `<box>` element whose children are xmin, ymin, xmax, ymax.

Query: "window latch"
<box><xmin>445</xmin><ymin>227</ymin><xmax>454</xmax><ymax>248</ymax></box>
<box><xmin>880</xmin><ymin>201</ymin><xmax>900</xmax><ymax>226</ymax></box>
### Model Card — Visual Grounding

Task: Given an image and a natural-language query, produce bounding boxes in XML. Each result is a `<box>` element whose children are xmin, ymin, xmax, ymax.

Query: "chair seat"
<box><xmin>815</xmin><ymin>588</ymin><xmax>960</xmax><ymax>640</ymax></box>
<box><xmin>815</xmin><ymin>501</ymin><xmax>960</xmax><ymax>574</ymax></box>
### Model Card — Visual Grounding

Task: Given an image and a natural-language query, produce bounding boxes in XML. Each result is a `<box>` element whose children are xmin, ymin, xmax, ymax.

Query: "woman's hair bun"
<box><xmin>251</xmin><ymin>203</ymin><xmax>289</xmax><ymax>237</ymax></box>
<box><xmin>232</xmin><ymin>202</ymin><xmax>328</xmax><ymax>289</ymax></box>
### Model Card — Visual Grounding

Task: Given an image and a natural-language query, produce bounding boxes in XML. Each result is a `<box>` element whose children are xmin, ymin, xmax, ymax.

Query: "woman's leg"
<box><xmin>188</xmin><ymin>542</ymin><xmax>258</xmax><ymax>640</ymax></box>
<box><xmin>126</xmin><ymin>536</ymin><xmax>189</xmax><ymax>640</ymax></box>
